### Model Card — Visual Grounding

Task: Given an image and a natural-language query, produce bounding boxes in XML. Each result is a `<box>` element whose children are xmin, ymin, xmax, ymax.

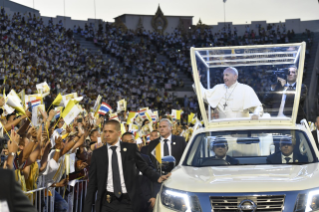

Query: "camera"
<box><xmin>269</xmin><ymin>68</ymin><xmax>288</xmax><ymax>85</ymax></box>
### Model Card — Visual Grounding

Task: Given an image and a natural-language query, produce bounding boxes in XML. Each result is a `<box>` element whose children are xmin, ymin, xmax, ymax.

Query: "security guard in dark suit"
<box><xmin>0</xmin><ymin>168</ymin><xmax>37</xmax><ymax>212</ymax></box>
<box><xmin>84</xmin><ymin>120</ymin><xmax>171</xmax><ymax>212</ymax></box>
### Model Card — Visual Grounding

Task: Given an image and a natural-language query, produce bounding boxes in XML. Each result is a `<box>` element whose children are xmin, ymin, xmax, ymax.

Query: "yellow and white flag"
<box><xmin>2</xmin><ymin>104</ymin><xmax>15</xmax><ymax>117</ymax></box>
<box><xmin>36</xmin><ymin>82</ymin><xmax>50</xmax><ymax>97</ymax></box>
<box><xmin>188</xmin><ymin>113</ymin><xmax>195</xmax><ymax>124</ymax></box>
<box><xmin>126</xmin><ymin>111</ymin><xmax>137</xmax><ymax>125</ymax></box>
<box><xmin>109</xmin><ymin>112</ymin><xmax>119</xmax><ymax>121</ymax></box>
<box><xmin>62</xmin><ymin>100</ymin><xmax>82</xmax><ymax>125</ymax></box>
<box><xmin>171</xmin><ymin>109</ymin><xmax>183</xmax><ymax>121</ymax></box>
<box><xmin>52</xmin><ymin>93</ymin><xmax>63</xmax><ymax>106</ymax></box>
<box><xmin>65</xmin><ymin>153</ymin><xmax>76</xmax><ymax>175</ymax></box>
<box><xmin>6</xmin><ymin>90</ymin><xmax>25</xmax><ymax>115</ymax></box>
<box><xmin>121</xmin><ymin>123</ymin><xmax>126</xmax><ymax>136</ymax></box>
<box><xmin>93</xmin><ymin>95</ymin><xmax>102</xmax><ymax>115</ymax></box>
<box><xmin>62</xmin><ymin>93</ymin><xmax>83</xmax><ymax>106</ymax></box>
<box><xmin>19</xmin><ymin>89</ymin><xmax>25</xmax><ymax>108</ymax></box>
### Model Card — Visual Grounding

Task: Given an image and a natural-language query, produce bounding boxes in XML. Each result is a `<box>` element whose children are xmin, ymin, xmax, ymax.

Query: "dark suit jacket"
<box><xmin>266</xmin><ymin>151</ymin><xmax>308</xmax><ymax>164</ymax></box>
<box><xmin>263</xmin><ymin>82</ymin><xmax>307</xmax><ymax>123</ymax></box>
<box><xmin>139</xmin><ymin>153</ymin><xmax>157</xmax><ymax>211</ymax></box>
<box><xmin>147</xmin><ymin>135</ymin><xmax>187</xmax><ymax>168</ymax></box>
<box><xmin>0</xmin><ymin>169</ymin><xmax>36</xmax><ymax>212</ymax></box>
<box><xmin>311</xmin><ymin>130</ymin><xmax>319</xmax><ymax>151</ymax></box>
<box><xmin>141</xmin><ymin>145</ymin><xmax>148</xmax><ymax>155</ymax></box>
<box><xmin>212</xmin><ymin>155</ymin><xmax>239</xmax><ymax>165</ymax></box>
<box><xmin>84</xmin><ymin>142</ymin><xmax>160</xmax><ymax>212</ymax></box>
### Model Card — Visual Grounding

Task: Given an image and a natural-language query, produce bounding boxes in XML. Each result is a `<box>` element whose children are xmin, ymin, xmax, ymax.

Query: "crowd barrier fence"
<box><xmin>24</xmin><ymin>176</ymin><xmax>93</xmax><ymax>212</ymax></box>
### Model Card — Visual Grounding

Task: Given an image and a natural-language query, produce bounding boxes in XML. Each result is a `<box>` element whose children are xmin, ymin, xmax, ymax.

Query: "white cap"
<box><xmin>224</xmin><ymin>67</ymin><xmax>238</xmax><ymax>76</ymax></box>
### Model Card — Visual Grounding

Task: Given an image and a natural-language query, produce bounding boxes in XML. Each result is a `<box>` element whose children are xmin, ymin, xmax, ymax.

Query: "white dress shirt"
<box><xmin>281</xmin><ymin>153</ymin><xmax>293</xmax><ymax>163</ymax></box>
<box><xmin>159</xmin><ymin>134</ymin><xmax>172</xmax><ymax>157</ymax></box>
<box><xmin>277</xmin><ymin>82</ymin><xmax>296</xmax><ymax>116</ymax></box>
<box><xmin>106</xmin><ymin>141</ymin><xmax>127</xmax><ymax>193</ymax></box>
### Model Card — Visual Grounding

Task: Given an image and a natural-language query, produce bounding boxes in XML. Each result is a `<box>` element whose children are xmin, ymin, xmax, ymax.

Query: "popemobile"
<box><xmin>154</xmin><ymin>42</ymin><xmax>319</xmax><ymax>212</ymax></box>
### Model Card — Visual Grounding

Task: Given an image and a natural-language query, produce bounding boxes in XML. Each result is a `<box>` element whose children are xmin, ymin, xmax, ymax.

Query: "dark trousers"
<box><xmin>101</xmin><ymin>193</ymin><xmax>133</xmax><ymax>212</ymax></box>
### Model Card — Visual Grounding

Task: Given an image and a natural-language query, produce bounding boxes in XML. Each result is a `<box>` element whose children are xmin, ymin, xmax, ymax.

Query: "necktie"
<box><xmin>110</xmin><ymin>146</ymin><xmax>122</xmax><ymax>198</ymax></box>
<box><xmin>288</xmin><ymin>85</ymin><xmax>294</xmax><ymax>90</ymax></box>
<box><xmin>285</xmin><ymin>157</ymin><xmax>291</xmax><ymax>163</ymax></box>
<box><xmin>163</xmin><ymin>139</ymin><xmax>169</xmax><ymax>156</ymax></box>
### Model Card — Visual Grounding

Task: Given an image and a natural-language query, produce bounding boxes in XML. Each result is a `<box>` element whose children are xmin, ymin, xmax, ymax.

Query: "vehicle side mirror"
<box><xmin>161</xmin><ymin>156</ymin><xmax>176</xmax><ymax>175</ymax></box>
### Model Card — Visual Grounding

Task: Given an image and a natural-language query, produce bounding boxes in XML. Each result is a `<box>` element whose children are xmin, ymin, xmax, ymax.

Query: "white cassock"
<box><xmin>197</xmin><ymin>81</ymin><xmax>263</xmax><ymax>119</ymax></box>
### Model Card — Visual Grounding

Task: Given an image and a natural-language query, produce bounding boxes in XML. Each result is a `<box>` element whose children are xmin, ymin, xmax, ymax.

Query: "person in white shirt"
<box><xmin>211</xmin><ymin>138</ymin><xmax>239</xmax><ymax>165</ymax></box>
<box><xmin>194</xmin><ymin>67</ymin><xmax>263</xmax><ymax>120</ymax></box>
<box><xmin>266</xmin><ymin>137</ymin><xmax>308</xmax><ymax>164</ymax></box>
<box><xmin>84</xmin><ymin>120</ymin><xmax>170</xmax><ymax>212</ymax></box>
<box><xmin>263</xmin><ymin>65</ymin><xmax>307</xmax><ymax>122</ymax></box>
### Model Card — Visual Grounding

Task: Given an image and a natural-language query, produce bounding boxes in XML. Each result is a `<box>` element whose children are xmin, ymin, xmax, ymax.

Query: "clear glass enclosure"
<box><xmin>191</xmin><ymin>43</ymin><xmax>306</xmax><ymax>127</ymax></box>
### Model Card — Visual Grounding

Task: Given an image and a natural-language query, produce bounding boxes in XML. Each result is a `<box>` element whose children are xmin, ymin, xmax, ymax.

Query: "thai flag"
<box><xmin>31</xmin><ymin>99</ymin><xmax>41</xmax><ymax>109</ymax></box>
<box><xmin>146</xmin><ymin>134</ymin><xmax>150</xmax><ymax>142</ymax></box>
<box><xmin>139</xmin><ymin>109</ymin><xmax>147</xmax><ymax>119</ymax></box>
<box><xmin>151</xmin><ymin>115</ymin><xmax>157</xmax><ymax>123</ymax></box>
<box><xmin>98</xmin><ymin>102</ymin><xmax>112</xmax><ymax>115</ymax></box>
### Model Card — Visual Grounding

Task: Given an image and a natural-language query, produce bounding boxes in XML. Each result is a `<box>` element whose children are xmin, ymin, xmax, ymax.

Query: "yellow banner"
<box><xmin>155</xmin><ymin>142</ymin><xmax>161</xmax><ymax>164</ymax></box>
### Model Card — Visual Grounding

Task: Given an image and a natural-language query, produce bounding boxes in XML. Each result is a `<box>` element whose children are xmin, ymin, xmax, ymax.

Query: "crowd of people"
<box><xmin>0</xmin><ymin>89</ymin><xmax>196</xmax><ymax>212</ymax></box>
<box><xmin>0</xmin><ymin>5</ymin><xmax>316</xmax><ymax>211</ymax></box>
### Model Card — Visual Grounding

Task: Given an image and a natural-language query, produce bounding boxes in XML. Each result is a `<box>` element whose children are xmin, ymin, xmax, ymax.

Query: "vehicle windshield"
<box><xmin>184</xmin><ymin>129</ymin><xmax>316</xmax><ymax>167</ymax></box>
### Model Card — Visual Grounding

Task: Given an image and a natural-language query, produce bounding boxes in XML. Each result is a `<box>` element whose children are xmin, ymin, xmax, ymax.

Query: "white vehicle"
<box><xmin>154</xmin><ymin>43</ymin><xmax>319</xmax><ymax>212</ymax></box>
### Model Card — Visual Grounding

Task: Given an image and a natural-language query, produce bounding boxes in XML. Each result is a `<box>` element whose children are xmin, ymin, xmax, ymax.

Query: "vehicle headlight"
<box><xmin>294</xmin><ymin>190</ymin><xmax>319</xmax><ymax>211</ymax></box>
<box><xmin>161</xmin><ymin>186</ymin><xmax>202</xmax><ymax>212</ymax></box>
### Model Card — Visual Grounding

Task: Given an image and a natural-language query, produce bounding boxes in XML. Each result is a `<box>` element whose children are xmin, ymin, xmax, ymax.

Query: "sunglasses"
<box><xmin>280</xmin><ymin>142</ymin><xmax>293</xmax><ymax>146</ymax></box>
<box><xmin>214</xmin><ymin>144</ymin><xmax>227</xmax><ymax>148</ymax></box>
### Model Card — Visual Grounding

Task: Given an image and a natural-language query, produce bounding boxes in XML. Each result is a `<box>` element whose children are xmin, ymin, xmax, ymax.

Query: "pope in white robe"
<box><xmin>196</xmin><ymin>67</ymin><xmax>263</xmax><ymax>119</ymax></box>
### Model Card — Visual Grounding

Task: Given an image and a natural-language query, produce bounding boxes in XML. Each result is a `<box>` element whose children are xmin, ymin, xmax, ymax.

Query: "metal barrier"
<box><xmin>24</xmin><ymin>178</ymin><xmax>89</xmax><ymax>212</ymax></box>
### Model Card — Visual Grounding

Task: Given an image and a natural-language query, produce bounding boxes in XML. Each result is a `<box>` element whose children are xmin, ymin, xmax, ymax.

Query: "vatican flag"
<box><xmin>2</xmin><ymin>104</ymin><xmax>15</xmax><ymax>117</ymax></box>
<box><xmin>171</xmin><ymin>109</ymin><xmax>183</xmax><ymax>121</ymax></box>
<box><xmin>62</xmin><ymin>93</ymin><xmax>77</xmax><ymax>106</ymax></box>
<box><xmin>62</xmin><ymin>100</ymin><xmax>82</xmax><ymax>125</ymax></box>
<box><xmin>19</xmin><ymin>89</ymin><xmax>25</xmax><ymax>108</ymax></box>
<box><xmin>188</xmin><ymin>113</ymin><xmax>195</xmax><ymax>124</ymax></box>
<box><xmin>36</xmin><ymin>82</ymin><xmax>50</xmax><ymax>97</ymax></box>
<box><xmin>6</xmin><ymin>90</ymin><xmax>25</xmax><ymax>115</ymax></box>
<box><xmin>126</xmin><ymin>111</ymin><xmax>137</xmax><ymax>125</ymax></box>
<box><xmin>93</xmin><ymin>95</ymin><xmax>102</xmax><ymax>115</ymax></box>
<box><xmin>52</xmin><ymin>93</ymin><xmax>63</xmax><ymax>106</ymax></box>
<box><xmin>121</xmin><ymin>123</ymin><xmax>126</xmax><ymax>136</ymax></box>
